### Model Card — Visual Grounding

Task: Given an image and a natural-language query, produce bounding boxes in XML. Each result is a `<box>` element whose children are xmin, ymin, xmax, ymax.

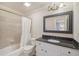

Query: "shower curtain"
<box><xmin>21</xmin><ymin>17</ymin><xmax>31</xmax><ymax>47</ymax></box>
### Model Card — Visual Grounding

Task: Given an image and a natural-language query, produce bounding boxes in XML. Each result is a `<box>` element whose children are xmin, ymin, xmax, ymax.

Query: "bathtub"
<box><xmin>0</xmin><ymin>38</ymin><xmax>36</xmax><ymax>56</ymax></box>
<box><xmin>0</xmin><ymin>44</ymin><xmax>22</xmax><ymax>56</ymax></box>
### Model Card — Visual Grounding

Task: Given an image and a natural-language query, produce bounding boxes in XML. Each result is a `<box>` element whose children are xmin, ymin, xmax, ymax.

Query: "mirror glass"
<box><xmin>45</xmin><ymin>15</ymin><xmax>69</xmax><ymax>31</ymax></box>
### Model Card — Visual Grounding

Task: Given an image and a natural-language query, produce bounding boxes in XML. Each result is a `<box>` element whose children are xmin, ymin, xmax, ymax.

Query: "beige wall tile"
<box><xmin>0</xmin><ymin>10</ymin><xmax>21</xmax><ymax>49</ymax></box>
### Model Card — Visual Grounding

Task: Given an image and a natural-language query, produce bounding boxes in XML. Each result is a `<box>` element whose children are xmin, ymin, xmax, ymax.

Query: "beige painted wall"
<box><xmin>28</xmin><ymin>3</ymin><xmax>73</xmax><ymax>39</ymax></box>
<box><xmin>0</xmin><ymin>10</ymin><xmax>21</xmax><ymax>49</ymax></box>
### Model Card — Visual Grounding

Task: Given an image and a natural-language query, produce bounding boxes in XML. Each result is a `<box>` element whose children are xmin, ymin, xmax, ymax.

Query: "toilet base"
<box><xmin>19</xmin><ymin>45</ymin><xmax>35</xmax><ymax>56</ymax></box>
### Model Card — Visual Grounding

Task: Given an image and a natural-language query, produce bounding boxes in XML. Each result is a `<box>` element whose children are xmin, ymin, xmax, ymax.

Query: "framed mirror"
<box><xmin>43</xmin><ymin>11</ymin><xmax>73</xmax><ymax>33</ymax></box>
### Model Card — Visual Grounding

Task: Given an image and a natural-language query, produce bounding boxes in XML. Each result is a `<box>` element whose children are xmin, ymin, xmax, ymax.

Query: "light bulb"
<box><xmin>59</xmin><ymin>3</ymin><xmax>64</xmax><ymax>8</ymax></box>
<box><xmin>24</xmin><ymin>3</ymin><xmax>31</xmax><ymax>7</ymax></box>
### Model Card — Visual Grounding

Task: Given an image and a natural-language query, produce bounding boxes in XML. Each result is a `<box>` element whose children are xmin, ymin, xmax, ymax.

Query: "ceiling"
<box><xmin>0</xmin><ymin>2</ymin><xmax>51</xmax><ymax>15</ymax></box>
<box><xmin>0</xmin><ymin>2</ymin><xmax>73</xmax><ymax>16</ymax></box>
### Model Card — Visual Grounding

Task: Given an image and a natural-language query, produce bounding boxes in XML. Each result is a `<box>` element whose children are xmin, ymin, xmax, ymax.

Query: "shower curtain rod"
<box><xmin>0</xmin><ymin>9</ymin><xmax>23</xmax><ymax>16</ymax></box>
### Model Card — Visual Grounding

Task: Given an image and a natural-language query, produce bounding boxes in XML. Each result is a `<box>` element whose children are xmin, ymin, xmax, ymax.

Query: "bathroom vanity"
<box><xmin>36</xmin><ymin>11</ymin><xmax>79</xmax><ymax>56</ymax></box>
<box><xmin>36</xmin><ymin>35</ymin><xmax>79</xmax><ymax>56</ymax></box>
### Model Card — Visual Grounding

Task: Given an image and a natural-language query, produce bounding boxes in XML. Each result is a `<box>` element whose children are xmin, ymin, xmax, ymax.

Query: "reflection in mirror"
<box><xmin>45</xmin><ymin>15</ymin><xmax>69</xmax><ymax>31</ymax></box>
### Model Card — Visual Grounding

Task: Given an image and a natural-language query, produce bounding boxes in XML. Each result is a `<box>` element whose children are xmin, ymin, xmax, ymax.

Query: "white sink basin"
<box><xmin>48</xmin><ymin>39</ymin><xmax>60</xmax><ymax>43</ymax></box>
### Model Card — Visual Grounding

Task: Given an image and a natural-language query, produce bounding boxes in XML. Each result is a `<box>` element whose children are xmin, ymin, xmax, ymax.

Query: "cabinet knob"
<box><xmin>68</xmin><ymin>51</ymin><xmax>71</xmax><ymax>54</ymax></box>
<box><xmin>45</xmin><ymin>50</ymin><xmax>47</xmax><ymax>53</ymax></box>
<box><xmin>39</xmin><ymin>43</ymin><xmax>41</xmax><ymax>45</ymax></box>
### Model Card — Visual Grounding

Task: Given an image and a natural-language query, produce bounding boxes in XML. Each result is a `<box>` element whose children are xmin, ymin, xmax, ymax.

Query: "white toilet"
<box><xmin>21</xmin><ymin>38</ymin><xmax>36</xmax><ymax>56</ymax></box>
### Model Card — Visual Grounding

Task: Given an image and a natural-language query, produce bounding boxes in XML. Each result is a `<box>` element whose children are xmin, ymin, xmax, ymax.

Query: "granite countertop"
<box><xmin>36</xmin><ymin>35</ymin><xmax>79</xmax><ymax>50</ymax></box>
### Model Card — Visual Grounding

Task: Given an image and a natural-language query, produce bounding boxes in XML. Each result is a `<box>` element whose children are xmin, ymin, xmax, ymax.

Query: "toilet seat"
<box><xmin>23</xmin><ymin>45</ymin><xmax>35</xmax><ymax>54</ymax></box>
<box><xmin>24</xmin><ymin>45</ymin><xmax>34</xmax><ymax>50</ymax></box>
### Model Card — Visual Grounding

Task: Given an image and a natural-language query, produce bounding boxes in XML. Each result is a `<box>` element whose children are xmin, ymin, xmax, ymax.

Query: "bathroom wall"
<box><xmin>73</xmin><ymin>3</ymin><xmax>79</xmax><ymax>42</ymax></box>
<box><xmin>27</xmin><ymin>3</ymin><xmax>73</xmax><ymax>39</ymax></box>
<box><xmin>0</xmin><ymin>9</ymin><xmax>21</xmax><ymax>49</ymax></box>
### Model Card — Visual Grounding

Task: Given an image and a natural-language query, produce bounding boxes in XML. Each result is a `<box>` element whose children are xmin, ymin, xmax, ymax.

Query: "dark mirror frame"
<box><xmin>43</xmin><ymin>11</ymin><xmax>73</xmax><ymax>34</ymax></box>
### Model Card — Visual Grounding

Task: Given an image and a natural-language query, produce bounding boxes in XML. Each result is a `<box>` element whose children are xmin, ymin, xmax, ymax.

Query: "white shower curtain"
<box><xmin>21</xmin><ymin>17</ymin><xmax>31</xmax><ymax>47</ymax></box>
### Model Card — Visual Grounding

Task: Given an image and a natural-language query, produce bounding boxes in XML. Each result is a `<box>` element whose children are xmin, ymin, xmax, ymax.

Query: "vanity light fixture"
<box><xmin>59</xmin><ymin>3</ymin><xmax>64</xmax><ymax>8</ymax></box>
<box><xmin>48</xmin><ymin>3</ymin><xmax>58</xmax><ymax>11</ymax></box>
<box><xmin>48</xmin><ymin>3</ymin><xmax>65</xmax><ymax>11</ymax></box>
<box><xmin>24</xmin><ymin>2</ymin><xmax>31</xmax><ymax>7</ymax></box>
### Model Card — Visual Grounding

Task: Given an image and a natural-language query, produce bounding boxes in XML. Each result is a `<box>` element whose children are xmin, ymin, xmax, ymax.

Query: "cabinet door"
<box><xmin>68</xmin><ymin>49</ymin><xmax>79</xmax><ymax>56</ymax></box>
<box><xmin>36</xmin><ymin>41</ymin><xmax>79</xmax><ymax>56</ymax></box>
<box><xmin>36</xmin><ymin>41</ymin><xmax>47</xmax><ymax>56</ymax></box>
<box><xmin>36</xmin><ymin>41</ymin><xmax>68</xmax><ymax>56</ymax></box>
<box><xmin>42</xmin><ymin>42</ymin><xmax>79</xmax><ymax>56</ymax></box>
<box><xmin>41</xmin><ymin>41</ymin><xmax>69</xmax><ymax>56</ymax></box>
